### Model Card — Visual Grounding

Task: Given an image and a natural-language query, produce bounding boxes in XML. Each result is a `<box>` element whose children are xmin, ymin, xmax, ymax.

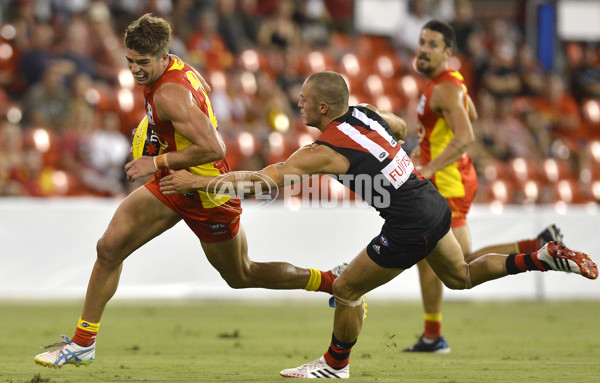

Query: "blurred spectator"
<box><xmin>217</xmin><ymin>0</ymin><xmax>253</xmax><ymax>54</ymax></box>
<box><xmin>481</xmin><ymin>40</ymin><xmax>522</xmax><ymax>99</ymax></box>
<box><xmin>8</xmin><ymin>147</ymin><xmax>52</xmax><ymax>196</ymax></box>
<box><xmin>186</xmin><ymin>9</ymin><xmax>233</xmax><ymax>71</ymax></box>
<box><xmin>487</xmin><ymin>18</ymin><xmax>521</xmax><ymax>49</ymax></box>
<box><xmin>294</xmin><ymin>0</ymin><xmax>331</xmax><ymax>48</ymax></box>
<box><xmin>531</xmin><ymin>74</ymin><xmax>584</xmax><ymax>144</ymax></box>
<box><xmin>87</xmin><ymin>1</ymin><xmax>128</xmax><ymax>84</ymax></box>
<box><xmin>257</xmin><ymin>0</ymin><xmax>302</xmax><ymax>50</ymax></box>
<box><xmin>0</xmin><ymin>121</ymin><xmax>25</xmax><ymax>195</ymax></box>
<box><xmin>323</xmin><ymin>0</ymin><xmax>353</xmax><ymax>34</ymax></box>
<box><xmin>276</xmin><ymin>51</ymin><xmax>306</xmax><ymax>115</ymax></box>
<box><xmin>22</xmin><ymin>61</ymin><xmax>70</xmax><ymax>131</ymax></box>
<box><xmin>494</xmin><ymin>97</ymin><xmax>540</xmax><ymax>160</ymax></box>
<box><xmin>430</xmin><ymin>0</ymin><xmax>455</xmax><ymax>22</ymax></box>
<box><xmin>393</xmin><ymin>0</ymin><xmax>432</xmax><ymax>55</ymax></box>
<box><xmin>239</xmin><ymin>0</ymin><xmax>262</xmax><ymax>44</ymax></box>
<box><xmin>209</xmin><ymin>70</ymin><xmax>252</xmax><ymax>131</ymax></box>
<box><xmin>467</xmin><ymin>29</ymin><xmax>490</xmax><ymax>93</ymax></box>
<box><xmin>570</xmin><ymin>44</ymin><xmax>600</xmax><ymax>102</ymax></box>
<box><xmin>17</xmin><ymin>21</ymin><xmax>55</xmax><ymax>88</ymax></box>
<box><xmin>470</xmin><ymin>91</ymin><xmax>509</xmax><ymax>163</ymax></box>
<box><xmin>56</xmin><ymin>14</ymin><xmax>97</xmax><ymax>79</ymax></box>
<box><xmin>516</xmin><ymin>43</ymin><xmax>545</xmax><ymax>96</ymax></box>
<box><xmin>450</xmin><ymin>0</ymin><xmax>481</xmax><ymax>57</ymax></box>
<box><xmin>80</xmin><ymin>111</ymin><xmax>131</xmax><ymax>196</ymax></box>
<box><xmin>520</xmin><ymin>109</ymin><xmax>552</xmax><ymax>158</ymax></box>
<box><xmin>169</xmin><ymin>0</ymin><xmax>198</xmax><ymax>40</ymax></box>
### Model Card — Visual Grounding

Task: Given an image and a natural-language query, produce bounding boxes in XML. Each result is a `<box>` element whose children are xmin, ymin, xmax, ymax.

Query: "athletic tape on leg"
<box><xmin>465</xmin><ymin>263</ymin><xmax>472</xmax><ymax>289</ymax></box>
<box><xmin>334</xmin><ymin>295</ymin><xmax>363</xmax><ymax>307</ymax></box>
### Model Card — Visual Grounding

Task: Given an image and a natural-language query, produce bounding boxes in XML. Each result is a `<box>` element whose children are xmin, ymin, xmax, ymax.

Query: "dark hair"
<box><xmin>124</xmin><ymin>13</ymin><xmax>172</xmax><ymax>56</ymax></box>
<box><xmin>422</xmin><ymin>20</ymin><xmax>456</xmax><ymax>49</ymax></box>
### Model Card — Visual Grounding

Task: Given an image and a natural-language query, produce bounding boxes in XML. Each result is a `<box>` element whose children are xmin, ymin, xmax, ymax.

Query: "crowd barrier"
<box><xmin>1</xmin><ymin>198</ymin><xmax>598</xmax><ymax>301</ymax></box>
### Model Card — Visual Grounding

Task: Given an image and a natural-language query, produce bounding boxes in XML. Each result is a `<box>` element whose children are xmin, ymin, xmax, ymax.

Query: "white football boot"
<box><xmin>280</xmin><ymin>356</ymin><xmax>349</xmax><ymax>379</ymax></box>
<box><xmin>34</xmin><ymin>335</ymin><xmax>95</xmax><ymax>368</ymax></box>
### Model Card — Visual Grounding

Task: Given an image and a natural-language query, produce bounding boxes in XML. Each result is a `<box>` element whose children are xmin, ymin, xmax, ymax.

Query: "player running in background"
<box><xmin>159</xmin><ymin>71</ymin><xmax>596</xmax><ymax>379</ymax></box>
<box><xmin>34</xmin><ymin>14</ymin><xmax>343</xmax><ymax>369</ymax></box>
<box><xmin>404</xmin><ymin>20</ymin><xmax>563</xmax><ymax>353</ymax></box>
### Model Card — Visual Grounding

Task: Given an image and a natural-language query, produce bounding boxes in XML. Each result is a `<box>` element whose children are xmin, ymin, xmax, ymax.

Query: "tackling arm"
<box><xmin>159</xmin><ymin>144</ymin><xmax>350</xmax><ymax>195</ymax></box>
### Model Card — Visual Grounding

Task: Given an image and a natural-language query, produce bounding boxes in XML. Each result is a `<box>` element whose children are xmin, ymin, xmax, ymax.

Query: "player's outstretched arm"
<box><xmin>160</xmin><ymin>144</ymin><xmax>350</xmax><ymax>195</ymax></box>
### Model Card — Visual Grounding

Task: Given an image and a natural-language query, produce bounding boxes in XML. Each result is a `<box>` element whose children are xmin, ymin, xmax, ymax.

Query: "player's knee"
<box><xmin>332</xmin><ymin>278</ymin><xmax>362</xmax><ymax>301</ymax></box>
<box><xmin>220</xmin><ymin>264</ymin><xmax>255</xmax><ymax>289</ymax></box>
<box><xmin>439</xmin><ymin>272</ymin><xmax>471</xmax><ymax>290</ymax></box>
<box><xmin>441</xmin><ymin>277</ymin><xmax>466</xmax><ymax>290</ymax></box>
<box><xmin>95</xmin><ymin>237</ymin><xmax>124</xmax><ymax>269</ymax></box>
<box><xmin>222</xmin><ymin>274</ymin><xmax>250</xmax><ymax>289</ymax></box>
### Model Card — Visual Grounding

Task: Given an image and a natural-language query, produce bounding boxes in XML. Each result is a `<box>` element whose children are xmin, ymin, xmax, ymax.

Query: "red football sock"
<box><xmin>71</xmin><ymin>327</ymin><xmax>97</xmax><ymax>347</ymax></box>
<box><xmin>317</xmin><ymin>270</ymin><xmax>336</xmax><ymax>294</ymax></box>
<box><xmin>424</xmin><ymin>320</ymin><xmax>442</xmax><ymax>339</ymax></box>
<box><xmin>70</xmin><ymin>317</ymin><xmax>100</xmax><ymax>347</ymax></box>
<box><xmin>423</xmin><ymin>313</ymin><xmax>442</xmax><ymax>339</ymax></box>
<box><xmin>517</xmin><ymin>238</ymin><xmax>542</xmax><ymax>253</ymax></box>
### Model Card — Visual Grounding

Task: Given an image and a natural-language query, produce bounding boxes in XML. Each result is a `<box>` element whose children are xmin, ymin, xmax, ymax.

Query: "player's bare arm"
<box><xmin>125</xmin><ymin>82</ymin><xmax>225</xmax><ymax>181</ymax></box>
<box><xmin>358</xmin><ymin>103</ymin><xmax>408</xmax><ymax>141</ymax></box>
<box><xmin>466</xmin><ymin>94</ymin><xmax>478</xmax><ymax>122</ymax></box>
<box><xmin>160</xmin><ymin>143</ymin><xmax>350</xmax><ymax>195</ymax></box>
<box><xmin>419</xmin><ymin>82</ymin><xmax>475</xmax><ymax>179</ymax></box>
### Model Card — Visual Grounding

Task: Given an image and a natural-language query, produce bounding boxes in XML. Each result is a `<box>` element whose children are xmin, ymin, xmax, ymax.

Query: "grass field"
<box><xmin>1</xmin><ymin>299</ymin><xmax>599</xmax><ymax>383</ymax></box>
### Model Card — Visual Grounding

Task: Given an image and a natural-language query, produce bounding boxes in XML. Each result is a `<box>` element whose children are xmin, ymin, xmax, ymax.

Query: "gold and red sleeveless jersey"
<box><xmin>416</xmin><ymin>70</ymin><xmax>478</xmax><ymax>198</ymax></box>
<box><xmin>143</xmin><ymin>55</ymin><xmax>231</xmax><ymax>208</ymax></box>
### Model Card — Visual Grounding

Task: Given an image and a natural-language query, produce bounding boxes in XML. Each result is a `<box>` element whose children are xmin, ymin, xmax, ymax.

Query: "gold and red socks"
<box><xmin>71</xmin><ymin>317</ymin><xmax>100</xmax><ymax>347</ymax></box>
<box><xmin>305</xmin><ymin>268</ymin><xmax>336</xmax><ymax>294</ymax></box>
<box><xmin>423</xmin><ymin>313</ymin><xmax>442</xmax><ymax>340</ymax></box>
<box><xmin>506</xmin><ymin>251</ymin><xmax>549</xmax><ymax>274</ymax></box>
<box><xmin>324</xmin><ymin>334</ymin><xmax>356</xmax><ymax>369</ymax></box>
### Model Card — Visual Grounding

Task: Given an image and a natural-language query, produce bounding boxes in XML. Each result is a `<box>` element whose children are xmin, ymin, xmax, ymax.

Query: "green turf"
<box><xmin>2</xmin><ymin>299</ymin><xmax>599</xmax><ymax>382</ymax></box>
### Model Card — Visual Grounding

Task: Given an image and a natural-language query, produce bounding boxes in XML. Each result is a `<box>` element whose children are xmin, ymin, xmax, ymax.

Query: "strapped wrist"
<box><xmin>154</xmin><ymin>153</ymin><xmax>170</xmax><ymax>170</ymax></box>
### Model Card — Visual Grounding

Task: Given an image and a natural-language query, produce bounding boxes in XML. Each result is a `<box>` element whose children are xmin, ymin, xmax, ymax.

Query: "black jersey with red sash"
<box><xmin>315</xmin><ymin>106</ymin><xmax>449</xmax><ymax>237</ymax></box>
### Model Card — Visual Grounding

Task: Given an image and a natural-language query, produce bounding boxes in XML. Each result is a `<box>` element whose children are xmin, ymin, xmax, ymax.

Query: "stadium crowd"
<box><xmin>0</xmin><ymin>0</ymin><xmax>598</xmax><ymax>204</ymax></box>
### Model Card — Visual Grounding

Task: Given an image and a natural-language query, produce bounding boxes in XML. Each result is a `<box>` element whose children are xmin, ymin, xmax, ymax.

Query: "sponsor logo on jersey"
<box><xmin>209</xmin><ymin>223</ymin><xmax>227</xmax><ymax>231</ymax></box>
<box><xmin>372</xmin><ymin>244</ymin><xmax>381</xmax><ymax>254</ymax></box>
<box><xmin>380</xmin><ymin>235</ymin><xmax>388</xmax><ymax>246</ymax></box>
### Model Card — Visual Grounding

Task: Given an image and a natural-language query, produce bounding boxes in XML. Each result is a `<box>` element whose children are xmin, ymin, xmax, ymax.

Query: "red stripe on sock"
<box><xmin>324</xmin><ymin>350</ymin><xmax>350</xmax><ymax>369</ymax></box>
<box><xmin>71</xmin><ymin>327</ymin><xmax>97</xmax><ymax>347</ymax></box>
<box><xmin>517</xmin><ymin>238</ymin><xmax>542</xmax><ymax>253</ymax></box>
<box><xmin>317</xmin><ymin>271</ymin><xmax>335</xmax><ymax>294</ymax></box>
<box><xmin>515</xmin><ymin>254</ymin><xmax>527</xmax><ymax>272</ymax></box>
